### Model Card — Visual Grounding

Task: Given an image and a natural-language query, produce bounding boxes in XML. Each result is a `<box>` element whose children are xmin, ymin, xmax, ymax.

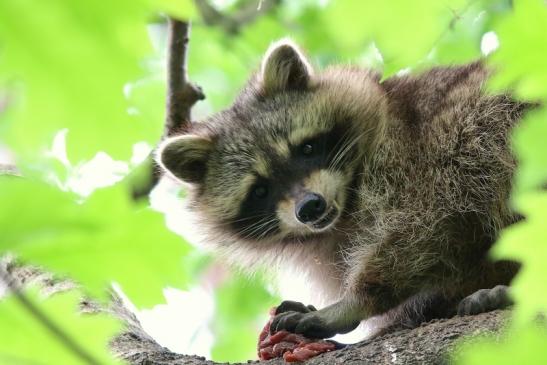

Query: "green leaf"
<box><xmin>324</xmin><ymin>0</ymin><xmax>468</xmax><ymax>76</ymax></box>
<box><xmin>458</xmin><ymin>2</ymin><xmax>547</xmax><ymax>363</ymax></box>
<box><xmin>492</xmin><ymin>190</ymin><xmax>547</xmax><ymax>324</ymax></box>
<box><xmin>188</xmin><ymin>26</ymin><xmax>250</xmax><ymax>109</ymax></box>
<box><xmin>0</xmin><ymin>290</ymin><xmax>120</xmax><ymax>365</ymax></box>
<box><xmin>490</xmin><ymin>110</ymin><xmax>547</xmax><ymax>326</ymax></box>
<box><xmin>433</xmin><ymin>3</ymin><xmax>485</xmax><ymax>64</ymax></box>
<box><xmin>0</xmin><ymin>177</ymin><xmax>191</xmax><ymax>307</ymax></box>
<box><xmin>512</xmin><ymin>108</ymin><xmax>547</xmax><ymax>192</ymax></box>
<box><xmin>455</xmin><ymin>324</ymin><xmax>547</xmax><ymax>365</ymax></box>
<box><xmin>488</xmin><ymin>0</ymin><xmax>547</xmax><ymax>99</ymax></box>
<box><xmin>0</xmin><ymin>0</ymin><xmax>164</xmax><ymax>165</ymax></box>
<box><xmin>157</xmin><ymin>0</ymin><xmax>197</xmax><ymax>20</ymax></box>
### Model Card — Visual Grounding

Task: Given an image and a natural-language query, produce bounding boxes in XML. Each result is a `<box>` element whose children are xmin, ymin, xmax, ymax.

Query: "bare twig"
<box><xmin>194</xmin><ymin>0</ymin><xmax>280</xmax><ymax>35</ymax></box>
<box><xmin>132</xmin><ymin>18</ymin><xmax>204</xmax><ymax>199</ymax></box>
<box><xmin>0</xmin><ymin>265</ymin><xmax>102</xmax><ymax>365</ymax></box>
<box><xmin>164</xmin><ymin>19</ymin><xmax>205</xmax><ymax>136</ymax></box>
<box><xmin>432</xmin><ymin>0</ymin><xmax>478</xmax><ymax>49</ymax></box>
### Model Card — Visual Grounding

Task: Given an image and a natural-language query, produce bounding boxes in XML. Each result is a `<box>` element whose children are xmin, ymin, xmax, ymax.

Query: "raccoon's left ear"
<box><xmin>156</xmin><ymin>134</ymin><xmax>213</xmax><ymax>184</ymax></box>
<box><xmin>260</xmin><ymin>39</ymin><xmax>313</xmax><ymax>95</ymax></box>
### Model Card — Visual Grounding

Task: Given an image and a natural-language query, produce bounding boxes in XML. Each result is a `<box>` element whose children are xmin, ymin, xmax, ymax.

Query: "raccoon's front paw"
<box><xmin>271</xmin><ymin>300</ymin><xmax>332</xmax><ymax>337</ymax></box>
<box><xmin>271</xmin><ymin>310</ymin><xmax>338</xmax><ymax>339</ymax></box>
<box><xmin>457</xmin><ymin>285</ymin><xmax>513</xmax><ymax>316</ymax></box>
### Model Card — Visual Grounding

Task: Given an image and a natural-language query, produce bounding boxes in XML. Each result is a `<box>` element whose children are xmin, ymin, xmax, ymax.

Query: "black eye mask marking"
<box><xmin>230</xmin><ymin>178</ymin><xmax>280</xmax><ymax>240</ymax></box>
<box><xmin>292</xmin><ymin>123</ymin><xmax>353</xmax><ymax>171</ymax></box>
<box><xmin>228</xmin><ymin>120</ymin><xmax>356</xmax><ymax>240</ymax></box>
<box><xmin>252</xmin><ymin>184</ymin><xmax>269</xmax><ymax>199</ymax></box>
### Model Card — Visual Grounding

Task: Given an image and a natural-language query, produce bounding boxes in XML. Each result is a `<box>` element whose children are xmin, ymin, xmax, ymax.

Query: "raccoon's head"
<box><xmin>157</xmin><ymin>40</ymin><xmax>387</xmax><ymax>246</ymax></box>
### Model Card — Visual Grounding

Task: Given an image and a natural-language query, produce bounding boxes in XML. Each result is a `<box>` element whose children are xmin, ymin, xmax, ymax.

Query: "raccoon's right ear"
<box><xmin>157</xmin><ymin>135</ymin><xmax>213</xmax><ymax>184</ymax></box>
<box><xmin>260</xmin><ymin>39</ymin><xmax>313</xmax><ymax>95</ymax></box>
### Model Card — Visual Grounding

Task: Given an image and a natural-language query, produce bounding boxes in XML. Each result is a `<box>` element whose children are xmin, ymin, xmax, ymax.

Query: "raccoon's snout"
<box><xmin>295</xmin><ymin>193</ymin><xmax>327</xmax><ymax>223</ymax></box>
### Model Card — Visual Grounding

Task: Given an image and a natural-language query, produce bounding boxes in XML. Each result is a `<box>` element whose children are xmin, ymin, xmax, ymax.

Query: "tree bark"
<box><xmin>110</xmin><ymin>309</ymin><xmax>506</xmax><ymax>365</ymax></box>
<box><xmin>2</xmin><ymin>257</ymin><xmax>507</xmax><ymax>365</ymax></box>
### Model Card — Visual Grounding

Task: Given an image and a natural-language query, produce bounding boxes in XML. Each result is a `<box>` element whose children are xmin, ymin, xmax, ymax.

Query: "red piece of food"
<box><xmin>257</xmin><ymin>307</ymin><xmax>337</xmax><ymax>362</ymax></box>
<box><xmin>283</xmin><ymin>347</ymin><xmax>319</xmax><ymax>362</ymax></box>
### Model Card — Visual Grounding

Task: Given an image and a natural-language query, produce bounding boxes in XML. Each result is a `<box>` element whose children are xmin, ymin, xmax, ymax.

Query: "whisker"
<box><xmin>236</xmin><ymin>215</ymin><xmax>277</xmax><ymax>239</ymax></box>
<box><xmin>224</xmin><ymin>212</ymin><xmax>273</xmax><ymax>224</ymax></box>
<box><xmin>256</xmin><ymin>219</ymin><xmax>279</xmax><ymax>240</ymax></box>
<box><xmin>329</xmin><ymin>131</ymin><xmax>363</xmax><ymax>169</ymax></box>
<box><xmin>327</xmin><ymin>127</ymin><xmax>355</xmax><ymax>165</ymax></box>
<box><xmin>329</xmin><ymin>130</ymin><xmax>368</xmax><ymax>170</ymax></box>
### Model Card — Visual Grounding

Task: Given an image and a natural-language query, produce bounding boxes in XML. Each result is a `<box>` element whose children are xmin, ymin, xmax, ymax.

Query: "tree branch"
<box><xmin>132</xmin><ymin>18</ymin><xmax>204</xmax><ymax>199</ymax></box>
<box><xmin>2</xmin><ymin>259</ymin><xmax>509</xmax><ymax>365</ymax></box>
<box><xmin>111</xmin><ymin>310</ymin><xmax>507</xmax><ymax>365</ymax></box>
<box><xmin>194</xmin><ymin>0</ymin><xmax>281</xmax><ymax>35</ymax></box>
<box><xmin>164</xmin><ymin>19</ymin><xmax>205</xmax><ymax>136</ymax></box>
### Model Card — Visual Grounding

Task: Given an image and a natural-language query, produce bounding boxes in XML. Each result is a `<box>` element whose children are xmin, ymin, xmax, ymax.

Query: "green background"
<box><xmin>0</xmin><ymin>0</ymin><xmax>546</xmax><ymax>363</ymax></box>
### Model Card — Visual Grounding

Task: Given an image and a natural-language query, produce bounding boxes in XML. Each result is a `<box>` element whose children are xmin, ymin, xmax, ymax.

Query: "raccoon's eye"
<box><xmin>252</xmin><ymin>185</ymin><xmax>268</xmax><ymax>199</ymax></box>
<box><xmin>301</xmin><ymin>143</ymin><xmax>314</xmax><ymax>156</ymax></box>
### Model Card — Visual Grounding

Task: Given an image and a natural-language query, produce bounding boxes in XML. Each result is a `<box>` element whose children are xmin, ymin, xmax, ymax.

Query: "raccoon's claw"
<box><xmin>271</xmin><ymin>311</ymin><xmax>337</xmax><ymax>339</ymax></box>
<box><xmin>271</xmin><ymin>311</ymin><xmax>303</xmax><ymax>334</ymax></box>
<box><xmin>457</xmin><ymin>285</ymin><xmax>513</xmax><ymax>316</ymax></box>
<box><xmin>275</xmin><ymin>300</ymin><xmax>317</xmax><ymax>315</ymax></box>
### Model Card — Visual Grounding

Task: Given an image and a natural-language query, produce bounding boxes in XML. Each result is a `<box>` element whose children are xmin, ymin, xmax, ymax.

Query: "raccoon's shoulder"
<box><xmin>381</xmin><ymin>61</ymin><xmax>489</xmax><ymax>130</ymax></box>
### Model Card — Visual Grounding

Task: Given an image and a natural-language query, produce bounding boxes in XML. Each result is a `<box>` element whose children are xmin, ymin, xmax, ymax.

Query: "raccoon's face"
<box><xmin>158</xmin><ymin>40</ymin><xmax>386</xmax><ymax>243</ymax></box>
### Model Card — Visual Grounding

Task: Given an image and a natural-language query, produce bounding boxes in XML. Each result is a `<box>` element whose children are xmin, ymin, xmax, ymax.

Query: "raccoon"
<box><xmin>157</xmin><ymin>39</ymin><xmax>526</xmax><ymax>339</ymax></box>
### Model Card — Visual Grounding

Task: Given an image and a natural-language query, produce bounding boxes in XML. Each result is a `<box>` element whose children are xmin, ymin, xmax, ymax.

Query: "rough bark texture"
<box><xmin>2</xmin><ymin>257</ymin><xmax>508</xmax><ymax>365</ymax></box>
<box><xmin>110</xmin><ymin>310</ymin><xmax>507</xmax><ymax>365</ymax></box>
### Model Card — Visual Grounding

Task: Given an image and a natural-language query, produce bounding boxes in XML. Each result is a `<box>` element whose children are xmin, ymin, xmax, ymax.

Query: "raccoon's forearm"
<box><xmin>271</xmin><ymin>295</ymin><xmax>364</xmax><ymax>338</ymax></box>
<box><xmin>315</xmin><ymin>294</ymin><xmax>366</xmax><ymax>333</ymax></box>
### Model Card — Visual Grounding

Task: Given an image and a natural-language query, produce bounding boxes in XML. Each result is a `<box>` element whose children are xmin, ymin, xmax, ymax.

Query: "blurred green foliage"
<box><xmin>0</xmin><ymin>0</ymin><xmax>190</xmax><ymax>164</ymax></box>
<box><xmin>212</xmin><ymin>271</ymin><xmax>277</xmax><ymax>361</ymax></box>
<box><xmin>0</xmin><ymin>0</ymin><xmax>546</xmax><ymax>364</ymax></box>
<box><xmin>455</xmin><ymin>1</ymin><xmax>547</xmax><ymax>363</ymax></box>
<box><xmin>0</xmin><ymin>290</ymin><xmax>120</xmax><ymax>365</ymax></box>
<box><xmin>0</xmin><ymin>177</ymin><xmax>191</xmax><ymax>306</ymax></box>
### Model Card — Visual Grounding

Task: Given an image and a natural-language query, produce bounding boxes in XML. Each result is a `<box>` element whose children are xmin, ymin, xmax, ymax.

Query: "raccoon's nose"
<box><xmin>296</xmin><ymin>193</ymin><xmax>327</xmax><ymax>223</ymax></box>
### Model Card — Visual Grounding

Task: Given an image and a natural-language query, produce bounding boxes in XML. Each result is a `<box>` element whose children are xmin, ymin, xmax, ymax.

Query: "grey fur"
<box><xmin>157</xmin><ymin>40</ymin><xmax>527</xmax><ymax>339</ymax></box>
